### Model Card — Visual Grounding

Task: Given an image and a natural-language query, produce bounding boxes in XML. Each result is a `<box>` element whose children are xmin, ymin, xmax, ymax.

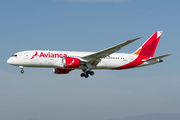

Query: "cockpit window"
<box><xmin>12</xmin><ymin>54</ymin><xmax>17</xmax><ymax>57</ymax></box>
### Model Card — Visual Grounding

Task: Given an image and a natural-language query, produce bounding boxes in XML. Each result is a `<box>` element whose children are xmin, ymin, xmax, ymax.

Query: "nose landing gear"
<box><xmin>19</xmin><ymin>66</ymin><xmax>24</xmax><ymax>74</ymax></box>
<box><xmin>21</xmin><ymin>70</ymin><xmax>24</xmax><ymax>74</ymax></box>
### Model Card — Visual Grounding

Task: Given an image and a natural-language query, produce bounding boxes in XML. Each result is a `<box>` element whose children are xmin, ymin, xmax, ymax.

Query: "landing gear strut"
<box><xmin>80</xmin><ymin>70</ymin><xmax>95</xmax><ymax>78</ymax></box>
<box><xmin>19</xmin><ymin>66</ymin><xmax>24</xmax><ymax>74</ymax></box>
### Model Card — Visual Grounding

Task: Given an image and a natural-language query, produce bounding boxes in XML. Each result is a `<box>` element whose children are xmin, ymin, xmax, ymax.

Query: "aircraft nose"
<box><xmin>7</xmin><ymin>58</ymin><xmax>12</xmax><ymax>64</ymax></box>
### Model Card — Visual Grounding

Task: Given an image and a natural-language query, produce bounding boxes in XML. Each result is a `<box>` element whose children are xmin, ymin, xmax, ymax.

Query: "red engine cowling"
<box><xmin>62</xmin><ymin>57</ymin><xmax>80</xmax><ymax>68</ymax></box>
<box><xmin>53</xmin><ymin>68</ymin><xmax>70</xmax><ymax>74</ymax></box>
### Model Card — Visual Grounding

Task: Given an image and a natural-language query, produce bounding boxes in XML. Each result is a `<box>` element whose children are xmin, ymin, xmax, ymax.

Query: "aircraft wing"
<box><xmin>81</xmin><ymin>36</ymin><xmax>142</xmax><ymax>66</ymax></box>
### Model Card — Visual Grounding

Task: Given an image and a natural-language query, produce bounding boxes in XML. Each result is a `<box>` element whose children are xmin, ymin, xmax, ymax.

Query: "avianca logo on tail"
<box><xmin>31</xmin><ymin>52</ymin><xmax>67</xmax><ymax>59</ymax></box>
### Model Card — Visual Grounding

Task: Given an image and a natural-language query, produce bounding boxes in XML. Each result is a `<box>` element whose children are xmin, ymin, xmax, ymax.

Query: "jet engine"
<box><xmin>54</xmin><ymin>57</ymin><xmax>81</xmax><ymax>68</ymax></box>
<box><xmin>53</xmin><ymin>68</ymin><xmax>70</xmax><ymax>74</ymax></box>
<box><xmin>62</xmin><ymin>57</ymin><xmax>80</xmax><ymax>68</ymax></box>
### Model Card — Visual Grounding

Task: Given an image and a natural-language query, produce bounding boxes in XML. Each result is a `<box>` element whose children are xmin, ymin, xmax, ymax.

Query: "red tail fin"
<box><xmin>134</xmin><ymin>31</ymin><xmax>163</xmax><ymax>57</ymax></box>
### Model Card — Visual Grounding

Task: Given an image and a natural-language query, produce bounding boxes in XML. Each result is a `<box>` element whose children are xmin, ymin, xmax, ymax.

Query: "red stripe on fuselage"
<box><xmin>113</xmin><ymin>55</ymin><xmax>149</xmax><ymax>70</ymax></box>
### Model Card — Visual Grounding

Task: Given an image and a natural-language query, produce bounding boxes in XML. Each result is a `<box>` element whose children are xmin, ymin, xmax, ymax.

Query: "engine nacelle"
<box><xmin>62</xmin><ymin>57</ymin><xmax>80</xmax><ymax>68</ymax></box>
<box><xmin>53</xmin><ymin>68</ymin><xmax>70</xmax><ymax>74</ymax></box>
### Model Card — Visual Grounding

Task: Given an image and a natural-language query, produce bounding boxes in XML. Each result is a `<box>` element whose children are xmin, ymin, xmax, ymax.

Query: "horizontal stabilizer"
<box><xmin>145</xmin><ymin>54</ymin><xmax>172</xmax><ymax>62</ymax></box>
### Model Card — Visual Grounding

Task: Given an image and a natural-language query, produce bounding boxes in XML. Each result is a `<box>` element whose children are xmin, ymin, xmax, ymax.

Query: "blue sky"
<box><xmin>0</xmin><ymin>0</ymin><xmax>179</xmax><ymax>120</ymax></box>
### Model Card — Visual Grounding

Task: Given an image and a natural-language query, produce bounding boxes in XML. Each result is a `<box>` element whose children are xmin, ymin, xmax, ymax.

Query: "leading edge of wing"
<box><xmin>81</xmin><ymin>36</ymin><xmax>142</xmax><ymax>62</ymax></box>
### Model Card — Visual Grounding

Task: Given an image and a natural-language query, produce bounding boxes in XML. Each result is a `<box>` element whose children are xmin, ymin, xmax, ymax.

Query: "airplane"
<box><xmin>7</xmin><ymin>31</ymin><xmax>171</xmax><ymax>78</ymax></box>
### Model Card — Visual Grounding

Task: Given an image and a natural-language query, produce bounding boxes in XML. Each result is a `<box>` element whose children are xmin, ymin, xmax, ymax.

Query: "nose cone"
<box><xmin>7</xmin><ymin>57</ymin><xmax>19</xmax><ymax>66</ymax></box>
<box><xmin>7</xmin><ymin>58</ymin><xmax>12</xmax><ymax>64</ymax></box>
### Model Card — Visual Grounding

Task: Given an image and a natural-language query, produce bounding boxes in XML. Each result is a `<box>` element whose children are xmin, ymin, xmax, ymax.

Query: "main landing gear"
<box><xmin>19</xmin><ymin>66</ymin><xmax>24</xmax><ymax>74</ymax></box>
<box><xmin>80</xmin><ymin>70</ymin><xmax>95</xmax><ymax>78</ymax></box>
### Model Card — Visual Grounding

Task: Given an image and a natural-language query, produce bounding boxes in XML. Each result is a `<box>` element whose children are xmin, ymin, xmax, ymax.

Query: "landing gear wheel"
<box><xmin>80</xmin><ymin>73</ymin><xmax>89</xmax><ymax>78</ymax></box>
<box><xmin>84</xmin><ymin>74</ymin><xmax>89</xmax><ymax>78</ymax></box>
<box><xmin>21</xmin><ymin>70</ymin><xmax>24</xmax><ymax>74</ymax></box>
<box><xmin>19</xmin><ymin>66</ymin><xmax>24</xmax><ymax>74</ymax></box>
<box><xmin>81</xmin><ymin>73</ymin><xmax>85</xmax><ymax>77</ymax></box>
<box><xmin>90</xmin><ymin>71</ymin><xmax>94</xmax><ymax>76</ymax></box>
<box><xmin>86</xmin><ymin>71</ymin><xmax>91</xmax><ymax>75</ymax></box>
<box><xmin>86</xmin><ymin>70</ymin><xmax>94</xmax><ymax>76</ymax></box>
<box><xmin>80</xmin><ymin>69</ymin><xmax>95</xmax><ymax>78</ymax></box>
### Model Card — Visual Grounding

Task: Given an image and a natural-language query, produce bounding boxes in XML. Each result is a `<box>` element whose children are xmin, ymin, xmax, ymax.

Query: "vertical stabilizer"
<box><xmin>134</xmin><ymin>31</ymin><xmax>163</xmax><ymax>57</ymax></box>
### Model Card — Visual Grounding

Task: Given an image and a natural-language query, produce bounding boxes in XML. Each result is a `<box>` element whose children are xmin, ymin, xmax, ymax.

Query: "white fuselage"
<box><xmin>7</xmin><ymin>50</ymin><xmax>159</xmax><ymax>70</ymax></box>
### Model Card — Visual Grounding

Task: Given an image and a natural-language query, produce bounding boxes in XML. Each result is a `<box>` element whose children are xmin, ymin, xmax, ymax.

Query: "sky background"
<box><xmin>0</xmin><ymin>0</ymin><xmax>179</xmax><ymax>120</ymax></box>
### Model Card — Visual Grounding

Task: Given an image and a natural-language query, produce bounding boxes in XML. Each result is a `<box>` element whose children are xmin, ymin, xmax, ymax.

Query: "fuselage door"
<box><xmin>23</xmin><ymin>52</ymin><xmax>28</xmax><ymax>59</ymax></box>
<box><xmin>129</xmin><ymin>56</ymin><xmax>134</xmax><ymax>62</ymax></box>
